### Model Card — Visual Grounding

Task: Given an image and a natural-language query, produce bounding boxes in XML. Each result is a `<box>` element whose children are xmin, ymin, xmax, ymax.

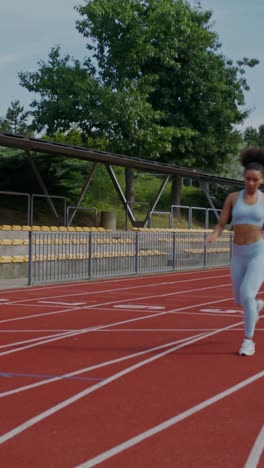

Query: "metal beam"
<box><xmin>0</xmin><ymin>132</ymin><xmax>249</xmax><ymax>188</ymax></box>
<box><xmin>106</xmin><ymin>165</ymin><xmax>135</xmax><ymax>224</ymax></box>
<box><xmin>149</xmin><ymin>175</ymin><xmax>171</xmax><ymax>215</ymax></box>
<box><xmin>67</xmin><ymin>162</ymin><xmax>98</xmax><ymax>226</ymax></box>
<box><xmin>200</xmin><ymin>182</ymin><xmax>219</xmax><ymax>220</ymax></box>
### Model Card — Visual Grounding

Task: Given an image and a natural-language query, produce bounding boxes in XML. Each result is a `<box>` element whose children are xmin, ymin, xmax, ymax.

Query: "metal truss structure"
<box><xmin>0</xmin><ymin>132</ymin><xmax>247</xmax><ymax>227</ymax></box>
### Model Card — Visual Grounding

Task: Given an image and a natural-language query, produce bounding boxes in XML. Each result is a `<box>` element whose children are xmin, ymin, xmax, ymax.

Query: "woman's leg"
<box><xmin>240</xmin><ymin>254</ymin><xmax>264</xmax><ymax>338</ymax></box>
<box><xmin>231</xmin><ymin>254</ymin><xmax>247</xmax><ymax>306</ymax></box>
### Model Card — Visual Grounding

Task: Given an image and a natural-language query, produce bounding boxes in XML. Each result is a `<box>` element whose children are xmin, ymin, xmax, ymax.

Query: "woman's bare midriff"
<box><xmin>233</xmin><ymin>224</ymin><xmax>263</xmax><ymax>245</ymax></box>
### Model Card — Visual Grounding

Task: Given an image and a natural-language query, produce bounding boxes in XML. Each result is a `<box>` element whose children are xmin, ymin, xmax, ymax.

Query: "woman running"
<box><xmin>208</xmin><ymin>147</ymin><xmax>264</xmax><ymax>356</ymax></box>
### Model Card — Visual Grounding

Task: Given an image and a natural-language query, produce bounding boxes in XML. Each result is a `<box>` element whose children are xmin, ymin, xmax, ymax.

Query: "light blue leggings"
<box><xmin>231</xmin><ymin>239</ymin><xmax>264</xmax><ymax>337</ymax></box>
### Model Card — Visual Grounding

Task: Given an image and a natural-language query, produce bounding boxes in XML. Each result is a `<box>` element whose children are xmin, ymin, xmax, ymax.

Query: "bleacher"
<box><xmin>0</xmin><ymin>225</ymin><xmax>169</xmax><ymax>279</ymax></box>
<box><xmin>0</xmin><ymin>225</ymin><xmax>111</xmax><ymax>264</ymax></box>
<box><xmin>132</xmin><ymin>227</ymin><xmax>231</xmax><ymax>253</ymax></box>
<box><xmin>0</xmin><ymin>225</ymin><xmax>225</xmax><ymax>263</ymax></box>
<box><xmin>0</xmin><ymin>225</ymin><xmax>232</xmax><ymax>283</ymax></box>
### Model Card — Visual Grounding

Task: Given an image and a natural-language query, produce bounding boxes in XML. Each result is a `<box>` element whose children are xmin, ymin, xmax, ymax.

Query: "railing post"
<box><xmin>88</xmin><ymin>232</ymin><xmax>92</xmax><ymax>278</ymax></box>
<box><xmin>172</xmin><ymin>232</ymin><xmax>177</xmax><ymax>270</ymax></box>
<box><xmin>205</xmin><ymin>209</ymin><xmax>209</xmax><ymax>229</ymax></box>
<box><xmin>188</xmin><ymin>208</ymin><xmax>192</xmax><ymax>229</ymax></box>
<box><xmin>135</xmin><ymin>232</ymin><xmax>139</xmax><ymax>274</ymax></box>
<box><xmin>28</xmin><ymin>230</ymin><xmax>33</xmax><ymax>285</ymax></box>
<box><xmin>203</xmin><ymin>232</ymin><xmax>208</xmax><ymax>267</ymax></box>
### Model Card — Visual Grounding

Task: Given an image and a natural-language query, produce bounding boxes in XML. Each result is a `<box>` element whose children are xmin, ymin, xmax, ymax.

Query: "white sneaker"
<box><xmin>239</xmin><ymin>338</ymin><xmax>255</xmax><ymax>356</ymax></box>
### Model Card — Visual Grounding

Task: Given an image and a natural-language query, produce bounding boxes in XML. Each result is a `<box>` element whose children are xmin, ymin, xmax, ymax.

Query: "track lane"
<box><xmin>1</xmin><ymin>268</ymin><xmax>264</xmax><ymax>467</ymax></box>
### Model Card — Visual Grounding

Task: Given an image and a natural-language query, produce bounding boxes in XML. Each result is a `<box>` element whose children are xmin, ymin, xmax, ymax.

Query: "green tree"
<box><xmin>0</xmin><ymin>100</ymin><xmax>32</xmax><ymax>136</ymax></box>
<box><xmin>19</xmin><ymin>48</ymin><xmax>101</xmax><ymax>137</ymax></box>
<box><xmin>75</xmin><ymin>0</ymin><xmax>257</xmax><ymax>203</ymax></box>
<box><xmin>243</xmin><ymin>124</ymin><xmax>264</xmax><ymax>147</ymax></box>
<box><xmin>19</xmin><ymin>0</ymin><xmax>258</xmax><ymax>206</ymax></box>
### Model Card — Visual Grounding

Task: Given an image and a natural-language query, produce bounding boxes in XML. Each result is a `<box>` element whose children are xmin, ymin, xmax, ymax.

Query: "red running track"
<box><xmin>0</xmin><ymin>268</ymin><xmax>264</xmax><ymax>467</ymax></box>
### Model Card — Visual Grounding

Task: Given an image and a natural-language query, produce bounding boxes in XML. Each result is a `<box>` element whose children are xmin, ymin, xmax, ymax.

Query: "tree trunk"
<box><xmin>125</xmin><ymin>167</ymin><xmax>135</xmax><ymax>204</ymax></box>
<box><xmin>170</xmin><ymin>175</ymin><xmax>182</xmax><ymax>217</ymax></box>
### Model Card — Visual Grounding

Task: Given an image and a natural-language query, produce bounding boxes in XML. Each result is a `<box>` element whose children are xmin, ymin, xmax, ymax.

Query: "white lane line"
<box><xmin>0</xmin><ymin>329</ymin><xmax>74</xmax><ymax>333</ymax></box>
<box><xmin>114</xmin><ymin>305</ymin><xmax>165</xmax><ymax>310</ymax></box>
<box><xmin>38</xmin><ymin>301</ymin><xmax>86</xmax><ymax>306</ymax></box>
<box><xmin>0</xmin><ymin>331</ymin><xmax>208</xmax><ymax>398</ymax></box>
<box><xmin>75</xmin><ymin>371</ymin><xmax>264</xmax><ymax>468</ymax></box>
<box><xmin>0</xmin><ymin>319</ymin><xmax>243</xmax><ymax>444</ymax></box>
<box><xmin>0</xmin><ymin>328</ymin><xmax>249</xmax><ymax>334</ymax></box>
<box><xmin>0</xmin><ymin>307</ymin><xmax>83</xmax><ymax>324</ymax></box>
<box><xmin>244</xmin><ymin>425</ymin><xmax>264</xmax><ymax>468</ymax></box>
<box><xmin>200</xmin><ymin>308</ymin><xmax>241</xmax><ymax>314</ymax></box>
<box><xmin>87</xmin><ymin>328</ymin><xmax>219</xmax><ymax>332</ymax></box>
<box><xmin>0</xmin><ymin>282</ymin><xmax>231</xmax><ymax>325</ymax></box>
<box><xmin>0</xmin><ymin>329</ymin><xmax>85</xmax><ymax>350</ymax></box>
<box><xmin>1</xmin><ymin>273</ymin><xmax>231</xmax><ymax>306</ymax></box>
<box><xmin>0</xmin><ymin>311</ymin><xmax>170</xmax><ymax>356</ymax></box>
<box><xmin>0</xmin><ymin>294</ymin><xmax>234</xmax><ymax>356</ymax></box>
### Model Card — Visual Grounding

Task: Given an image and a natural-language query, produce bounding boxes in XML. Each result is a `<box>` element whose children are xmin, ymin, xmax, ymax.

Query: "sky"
<box><xmin>1</xmin><ymin>0</ymin><xmax>264</xmax><ymax>129</ymax></box>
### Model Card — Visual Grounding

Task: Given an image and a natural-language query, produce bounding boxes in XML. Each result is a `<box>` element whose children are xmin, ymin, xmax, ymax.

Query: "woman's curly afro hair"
<box><xmin>240</xmin><ymin>147</ymin><xmax>264</xmax><ymax>174</ymax></box>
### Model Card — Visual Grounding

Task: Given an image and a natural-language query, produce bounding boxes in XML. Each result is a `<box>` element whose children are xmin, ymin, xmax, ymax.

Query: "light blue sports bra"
<box><xmin>232</xmin><ymin>189</ymin><xmax>264</xmax><ymax>227</ymax></box>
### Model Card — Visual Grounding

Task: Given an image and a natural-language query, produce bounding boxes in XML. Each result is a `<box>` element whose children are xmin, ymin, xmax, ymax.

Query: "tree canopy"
<box><xmin>243</xmin><ymin>124</ymin><xmax>264</xmax><ymax>147</ymax></box>
<box><xmin>17</xmin><ymin>0</ymin><xmax>259</xmax><ymax>185</ymax></box>
<box><xmin>0</xmin><ymin>100</ymin><xmax>31</xmax><ymax>136</ymax></box>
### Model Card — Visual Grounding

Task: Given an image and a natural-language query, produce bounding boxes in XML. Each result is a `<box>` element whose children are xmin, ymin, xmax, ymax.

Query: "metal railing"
<box><xmin>0</xmin><ymin>191</ymin><xmax>95</xmax><ymax>227</ymax></box>
<box><xmin>0</xmin><ymin>191</ymin><xmax>31</xmax><ymax>225</ymax></box>
<box><xmin>31</xmin><ymin>194</ymin><xmax>67</xmax><ymax>226</ymax></box>
<box><xmin>28</xmin><ymin>230</ymin><xmax>233</xmax><ymax>285</ymax></box>
<box><xmin>0</xmin><ymin>190</ymin><xmax>222</xmax><ymax>230</ymax></box>
<box><xmin>170</xmin><ymin>205</ymin><xmax>221</xmax><ymax>229</ymax></box>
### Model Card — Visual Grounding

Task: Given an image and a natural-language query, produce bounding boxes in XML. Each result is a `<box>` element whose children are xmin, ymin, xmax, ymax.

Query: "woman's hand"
<box><xmin>206</xmin><ymin>233</ymin><xmax>218</xmax><ymax>243</ymax></box>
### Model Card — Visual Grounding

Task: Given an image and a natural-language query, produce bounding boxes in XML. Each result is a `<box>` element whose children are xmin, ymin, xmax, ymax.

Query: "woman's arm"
<box><xmin>207</xmin><ymin>193</ymin><xmax>234</xmax><ymax>242</ymax></box>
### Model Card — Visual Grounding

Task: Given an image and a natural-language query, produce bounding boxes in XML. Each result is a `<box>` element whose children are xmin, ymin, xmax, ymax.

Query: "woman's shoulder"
<box><xmin>227</xmin><ymin>191</ymin><xmax>240</xmax><ymax>204</ymax></box>
<box><xmin>259</xmin><ymin>190</ymin><xmax>264</xmax><ymax>203</ymax></box>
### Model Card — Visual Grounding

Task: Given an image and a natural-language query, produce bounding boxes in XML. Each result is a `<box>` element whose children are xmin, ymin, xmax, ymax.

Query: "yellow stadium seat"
<box><xmin>0</xmin><ymin>256</ymin><xmax>13</xmax><ymax>263</ymax></box>
<box><xmin>11</xmin><ymin>240</ymin><xmax>24</xmax><ymax>246</ymax></box>
<box><xmin>12</xmin><ymin>256</ymin><xmax>27</xmax><ymax>263</ymax></box>
<box><xmin>0</xmin><ymin>239</ymin><xmax>12</xmax><ymax>245</ymax></box>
